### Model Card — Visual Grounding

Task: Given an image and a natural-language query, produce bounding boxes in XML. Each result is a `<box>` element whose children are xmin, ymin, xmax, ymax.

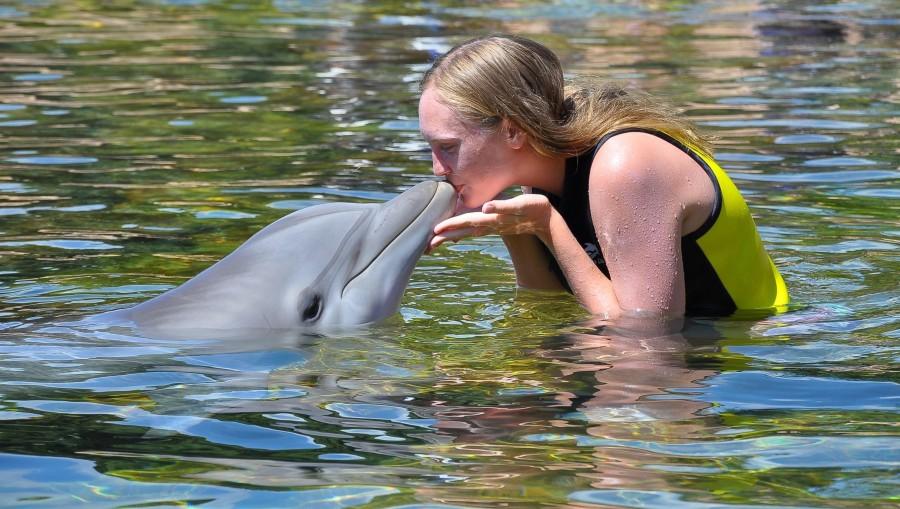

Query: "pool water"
<box><xmin>0</xmin><ymin>1</ymin><xmax>897</xmax><ymax>507</ymax></box>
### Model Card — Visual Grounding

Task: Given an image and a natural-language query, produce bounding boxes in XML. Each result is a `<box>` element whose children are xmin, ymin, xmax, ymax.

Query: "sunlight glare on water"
<box><xmin>0</xmin><ymin>1</ymin><xmax>897</xmax><ymax>507</ymax></box>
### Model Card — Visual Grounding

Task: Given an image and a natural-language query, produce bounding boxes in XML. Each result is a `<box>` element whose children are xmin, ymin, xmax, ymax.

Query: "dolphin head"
<box><xmin>105</xmin><ymin>181</ymin><xmax>456</xmax><ymax>333</ymax></box>
<box><xmin>303</xmin><ymin>180</ymin><xmax>457</xmax><ymax>327</ymax></box>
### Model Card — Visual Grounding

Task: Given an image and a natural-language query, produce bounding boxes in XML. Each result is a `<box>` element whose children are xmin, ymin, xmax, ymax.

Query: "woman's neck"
<box><xmin>518</xmin><ymin>152</ymin><xmax>567</xmax><ymax>197</ymax></box>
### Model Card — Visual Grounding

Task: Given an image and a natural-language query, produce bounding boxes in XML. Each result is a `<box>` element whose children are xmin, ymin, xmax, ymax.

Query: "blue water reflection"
<box><xmin>0</xmin><ymin>0</ymin><xmax>897</xmax><ymax>507</ymax></box>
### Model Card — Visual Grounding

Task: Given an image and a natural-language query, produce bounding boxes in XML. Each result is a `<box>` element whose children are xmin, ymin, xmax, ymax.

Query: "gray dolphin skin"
<box><xmin>94</xmin><ymin>181</ymin><xmax>456</xmax><ymax>333</ymax></box>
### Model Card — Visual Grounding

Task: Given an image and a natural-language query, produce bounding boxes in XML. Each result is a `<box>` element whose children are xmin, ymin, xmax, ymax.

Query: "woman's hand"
<box><xmin>428</xmin><ymin>194</ymin><xmax>553</xmax><ymax>252</ymax></box>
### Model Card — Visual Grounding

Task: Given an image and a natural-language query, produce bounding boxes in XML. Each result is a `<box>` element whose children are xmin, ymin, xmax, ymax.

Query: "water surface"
<box><xmin>0</xmin><ymin>1</ymin><xmax>897</xmax><ymax>507</ymax></box>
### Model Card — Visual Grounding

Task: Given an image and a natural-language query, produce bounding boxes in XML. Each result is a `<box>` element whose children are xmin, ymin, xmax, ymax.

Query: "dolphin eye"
<box><xmin>301</xmin><ymin>295</ymin><xmax>322</xmax><ymax>322</ymax></box>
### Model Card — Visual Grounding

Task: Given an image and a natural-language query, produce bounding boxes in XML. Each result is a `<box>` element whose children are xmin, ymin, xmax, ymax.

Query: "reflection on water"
<box><xmin>0</xmin><ymin>0</ymin><xmax>898</xmax><ymax>507</ymax></box>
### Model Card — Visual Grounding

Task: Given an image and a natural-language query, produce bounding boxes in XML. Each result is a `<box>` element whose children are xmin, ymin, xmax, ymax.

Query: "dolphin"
<box><xmin>92</xmin><ymin>181</ymin><xmax>456</xmax><ymax>334</ymax></box>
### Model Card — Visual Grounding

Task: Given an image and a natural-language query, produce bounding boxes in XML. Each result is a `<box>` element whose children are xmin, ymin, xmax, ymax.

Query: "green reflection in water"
<box><xmin>0</xmin><ymin>0</ymin><xmax>897</xmax><ymax>508</ymax></box>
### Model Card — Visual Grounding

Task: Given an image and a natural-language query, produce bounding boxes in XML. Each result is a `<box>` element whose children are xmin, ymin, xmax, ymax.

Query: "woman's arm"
<box><xmin>501</xmin><ymin>233</ymin><xmax>565</xmax><ymax>290</ymax></box>
<box><xmin>501</xmin><ymin>186</ymin><xmax>564</xmax><ymax>291</ymax></box>
<box><xmin>430</xmin><ymin>195</ymin><xmax>627</xmax><ymax>316</ymax></box>
<box><xmin>585</xmin><ymin>133</ymin><xmax>691</xmax><ymax>316</ymax></box>
<box><xmin>430</xmin><ymin>194</ymin><xmax>622</xmax><ymax>313</ymax></box>
<box><xmin>536</xmin><ymin>206</ymin><xmax>623</xmax><ymax>316</ymax></box>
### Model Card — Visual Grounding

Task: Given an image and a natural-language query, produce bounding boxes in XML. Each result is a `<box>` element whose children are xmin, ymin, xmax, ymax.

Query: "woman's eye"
<box><xmin>440</xmin><ymin>144</ymin><xmax>457</xmax><ymax>154</ymax></box>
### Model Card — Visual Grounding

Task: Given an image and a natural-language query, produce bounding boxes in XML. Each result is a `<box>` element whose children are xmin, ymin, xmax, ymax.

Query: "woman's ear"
<box><xmin>502</xmin><ymin>120</ymin><xmax>527</xmax><ymax>150</ymax></box>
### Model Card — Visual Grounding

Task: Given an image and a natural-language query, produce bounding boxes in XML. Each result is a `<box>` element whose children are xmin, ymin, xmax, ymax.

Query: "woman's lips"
<box><xmin>447</xmin><ymin>182</ymin><xmax>465</xmax><ymax>214</ymax></box>
<box><xmin>453</xmin><ymin>194</ymin><xmax>466</xmax><ymax>215</ymax></box>
<box><xmin>452</xmin><ymin>186</ymin><xmax>483</xmax><ymax>215</ymax></box>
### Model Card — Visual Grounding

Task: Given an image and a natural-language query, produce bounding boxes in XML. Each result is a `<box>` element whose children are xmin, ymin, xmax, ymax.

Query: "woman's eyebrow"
<box><xmin>423</xmin><ymin>135</ymin><xmax>459</xmax><ymax>143</ymax></box>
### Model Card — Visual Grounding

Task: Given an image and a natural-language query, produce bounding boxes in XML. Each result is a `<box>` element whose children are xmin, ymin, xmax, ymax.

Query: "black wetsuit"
<box><xmin>533</xmin><ymin>128</ymin><xmax>788</xmax><ymax>316</ymax></box>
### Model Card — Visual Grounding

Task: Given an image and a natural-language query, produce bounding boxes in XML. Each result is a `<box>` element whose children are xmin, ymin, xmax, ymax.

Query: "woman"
<box><xmin>420</xmin><ymin>34</ymin><xmax>788</xmax><ymax>318</ymax></box>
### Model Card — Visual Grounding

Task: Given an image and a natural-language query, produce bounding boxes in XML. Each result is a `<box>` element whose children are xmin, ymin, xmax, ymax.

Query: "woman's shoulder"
<box><xmin>586</xmin><ymin>129</ymin><xmax>716</xmax><ymax>232</ymax></box>
<box><xmin>589</xmin><ymin>130</ymin><xmax>706</xmax><ymax>183</ymax></box>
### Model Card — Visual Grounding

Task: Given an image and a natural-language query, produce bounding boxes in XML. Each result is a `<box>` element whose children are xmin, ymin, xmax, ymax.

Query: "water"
<box><xmin>0</xmin><ymin>0</ymin><xmax>897</xmax><ymax>507</ymax></box>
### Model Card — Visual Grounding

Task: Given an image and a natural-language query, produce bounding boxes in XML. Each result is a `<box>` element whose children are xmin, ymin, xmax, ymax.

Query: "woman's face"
<box><xmin>418</xmin><ymin>86</ymin><xmax>515</xmax><ymax>210</ymax></box>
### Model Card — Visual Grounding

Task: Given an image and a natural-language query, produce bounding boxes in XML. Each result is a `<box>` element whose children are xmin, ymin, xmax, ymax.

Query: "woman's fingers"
<box><xmin>439</xmin><ymin>226</ymin><xmax>479</xmax><ymax>241</ymax></box>
<box><xmin>428</xmin><ymin>196</ymin><xmax>551</xmax><ymax>254</ymax></box>
<box><xmin>483</xmin><ymin>199</ymin><xmax>518</xmax><ymax>214</ymax></box>
<box><xmin>434</xmin><ymin>212</ymin><xmax>499</xmax><ymax>235</ymax></box>
<box><xmin>483</xmin><ymin>194</ymin><xmax>546</xmax><ymax>214</ymax></box>
<box><xmin>428</xmin><ymin>227</ymin><xmax>479</xmax><ymax>252</ymax></box>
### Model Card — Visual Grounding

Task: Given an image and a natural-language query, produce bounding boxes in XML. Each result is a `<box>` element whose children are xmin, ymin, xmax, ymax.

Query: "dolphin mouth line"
<box><xmin>340</xmin><ymin>183</ymin><xmax>441</xmax><ymax>297</ymax></box>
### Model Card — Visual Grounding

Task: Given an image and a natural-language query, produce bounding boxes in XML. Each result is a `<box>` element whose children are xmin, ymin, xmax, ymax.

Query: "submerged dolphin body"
<box><xmin>94</xmin><ymin>181</ymin><xmax>456</xmax><ymax>333</ymax></box>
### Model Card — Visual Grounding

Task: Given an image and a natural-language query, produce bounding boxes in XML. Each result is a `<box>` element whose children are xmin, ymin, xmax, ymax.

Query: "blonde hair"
<box><xmin>421</xmin><ymin>34</ymin><xmax>712</xmax><ymax>157</ymax></box>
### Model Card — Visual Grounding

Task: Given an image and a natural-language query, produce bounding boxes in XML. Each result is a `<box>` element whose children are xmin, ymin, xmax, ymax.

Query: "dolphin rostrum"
<box><xmin>93</xmin><ymin>181</ymin><xmax>456</xmax><ymax>333</ymax></box>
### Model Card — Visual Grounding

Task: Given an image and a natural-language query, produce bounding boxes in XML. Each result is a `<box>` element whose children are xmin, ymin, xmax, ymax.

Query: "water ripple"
<box><xmin>703</xmin><ymin>119</ymin><xmax>871</xmax><ymax>129</ymax></box>
<box><xmin>774</xmin><ymin>134</ymin><xmax>838</xmax><ymax>144</ymax></box>
<box><xmin>789</xmin><ymin>239</ymin><xmax>896</xmax><ymax>253</ymax></box>
<box><xmin>803</xmin><ymin>156</ymin><xmax>878</xmax><ymax>167</ymax></box>
<box><xmin>563</xmin><ymin>434</ymin><xmax>900</xmax><ymax>469</ymax></box>
<box><xmin>570</xmin><ymin>489</ymin><xmax>820</xmax><ymax>508</ymax></box>
<box><xmin>13</xmin><ymin>73</ymin><xmax>64</xmax><ymax>82</ymax></box>
<box><xmin>671</xmin><ymin>371</ymin><xmax>899</xmax><ymax>412</ymax></box>
<box><xmin>731</xmin><ymin>341</ymin><xmax>898</xmax><ymax>363</ymax></box>
<box><xmin>188</xmin><ymin>388</ymin><xmax>307</xmax><ymax>401</ymax></box>
<box><xmin>731</xmin><ymin>169</ymin><xmax>898</xmax><ymax>183</ymax></box>
<box><xmin>6</xmin><ymin>371</ymin><xmax>214</xmax><ymax>392</ymax></box>
<box><xmin>0</xmin><ymin>1</ymin><xmax>897</xmax><ymax>505</ymax></box>
<box><xmin>0</xmin><ymin>344</ymin><xmax>176</xmax><ymax>361</ymax></box>
<box><xmin>176</xmin><ymin>350</ymin><xmax>308</xmax><ymax>372</ymax></box>
<box><xmin>5</xmin><ymin>155</ymin><xmax>98</xmax><ymax>165</ymax></box>
<box><xmin>18</xmin><ymin>400</ymin><xmax>324</xmax><ymax>450</ymax></box>
<box><xmin>219</xmin><ymin>95</ymin><xmax>268</xmax><ymax>104</ymax></box>
<box><xmin>0</xmin><ymin>239</ymin><xmax>120</xmax><ymax>250</ymax></box>
<box><xmin>0</xmin><ymin>452</ymin><xmax>396</xmax><ymax>507</ymax></box>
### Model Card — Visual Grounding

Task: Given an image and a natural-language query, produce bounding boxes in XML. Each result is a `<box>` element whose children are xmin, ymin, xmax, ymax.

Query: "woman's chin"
<box><xmin>455</xmin><ymin>195</ymin><xmax>483</xmax><ymax>214</ymax></box>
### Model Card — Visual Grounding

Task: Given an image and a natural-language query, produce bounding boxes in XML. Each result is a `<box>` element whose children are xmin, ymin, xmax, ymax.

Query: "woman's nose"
<box><xmin>432</xmin><ymin>155</ymin><xmax>450</xmax><ymax>177</ymax></box>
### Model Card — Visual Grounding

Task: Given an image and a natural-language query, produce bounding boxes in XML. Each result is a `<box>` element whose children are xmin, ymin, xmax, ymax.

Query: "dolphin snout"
<box><xmin>382</xmin><ymin>180</ymin><xmax>456</xmax><ymax>226</ymax></box>
<box><xmin>431</xmin><ymin>181</ymin><xmax>456</xmax><ymax>210</ymax></box>
<box><xmin>347</xmin><ymin>181</ymin><xmax>456</xmax><ymax>277</ymax></box>
<box><xmin>391</xmin><ymin>180</ymin><xmax>452</xmax><ymax>207</ymax></box>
